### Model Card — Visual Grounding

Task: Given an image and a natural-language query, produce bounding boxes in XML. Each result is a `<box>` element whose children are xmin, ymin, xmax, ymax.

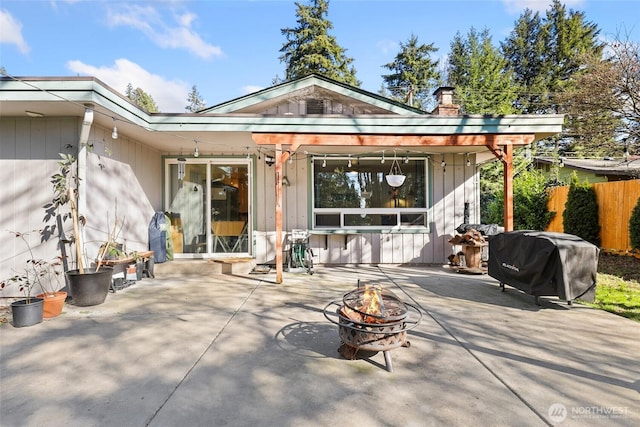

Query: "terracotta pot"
<box><xmin>36</xmin><ymin>291</ymin><xmax>67</xmax><ymax>318</ymax></box>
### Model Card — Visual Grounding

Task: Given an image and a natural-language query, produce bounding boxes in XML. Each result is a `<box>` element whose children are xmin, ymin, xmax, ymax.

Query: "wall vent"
<box><xmin>306</xmin><ymin>99</ymin><xmax>324</xmax><ymax>115</ymax></box>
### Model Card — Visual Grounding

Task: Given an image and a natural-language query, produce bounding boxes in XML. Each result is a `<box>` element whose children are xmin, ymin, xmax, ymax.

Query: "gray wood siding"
<box><xmin>1</xmin><ymin>117</ymin><xmax>163</xmax><ymax>295</ymax></box>
<box><xmin>253</xmin><ymin>153</ymin><xmax>479</xmax><ymax>265</ymax></box>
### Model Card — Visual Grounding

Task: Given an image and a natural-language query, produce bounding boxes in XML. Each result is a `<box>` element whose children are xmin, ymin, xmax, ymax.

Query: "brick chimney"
<box><xmin>432</xmin><ymin>87</ymin><xmax>460</xmax><ymax>116</ymax></box>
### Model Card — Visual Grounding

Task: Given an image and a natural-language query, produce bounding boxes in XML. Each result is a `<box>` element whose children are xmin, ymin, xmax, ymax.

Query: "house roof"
<box><xmin>0</xmin><ymin>75</ymin><xmax>565</xmax><ymax>154</ymax></box>
<box><xmin>535</xmin><ymin>156</ymin><xmax>640</xmax><ymax>177</ymax></box>
<box><xmin>201</xmin><ymin>74</ymin><xmax>425</xmax><ymax>115</ymax></box>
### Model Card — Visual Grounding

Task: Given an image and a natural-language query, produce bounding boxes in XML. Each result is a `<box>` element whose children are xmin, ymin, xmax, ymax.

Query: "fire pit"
<box><xmin>324</xmin><ymin>284</ymin><xmax>422</xmax><ymax>372</ymax></box>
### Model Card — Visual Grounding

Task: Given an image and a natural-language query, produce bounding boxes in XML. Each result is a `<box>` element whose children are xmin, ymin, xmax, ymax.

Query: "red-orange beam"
<box><xmin>253</xmin><ymin>133</ymin><xmax>534</xmax><ymax>147</ymax></box>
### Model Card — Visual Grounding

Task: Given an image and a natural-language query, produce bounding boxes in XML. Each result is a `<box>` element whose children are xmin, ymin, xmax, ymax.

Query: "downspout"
<box><xmin>76</xmin><ymin>104</ymin><xmax>94</xmax><ymax>265</ymax></box>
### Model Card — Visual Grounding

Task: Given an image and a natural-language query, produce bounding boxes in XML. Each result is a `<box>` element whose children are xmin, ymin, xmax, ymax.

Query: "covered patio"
<box><xmin>1</xmin><ymin>266</ymin><xmax>638</xmax><ymax>426</ymax></box>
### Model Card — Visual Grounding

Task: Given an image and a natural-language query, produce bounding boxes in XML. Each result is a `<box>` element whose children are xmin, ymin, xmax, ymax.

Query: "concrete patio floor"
<box><xmin>0</xmin><ymin>265</ymin><xmax>638</xmax><ymax>426</ymax></box>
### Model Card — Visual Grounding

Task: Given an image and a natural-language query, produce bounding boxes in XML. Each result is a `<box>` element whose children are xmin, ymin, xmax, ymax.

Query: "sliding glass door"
<box><xmin>166</xmin><ymin>158</ymin><xmax>251</xmax><ymax>257</ymax></box>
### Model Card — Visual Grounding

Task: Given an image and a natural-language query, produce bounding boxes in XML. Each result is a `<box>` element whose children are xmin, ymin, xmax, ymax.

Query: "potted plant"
<box><xmin>0</xmin><ymin>232</ymin><xmax>49</xmax><ymax>327</ymax></box>
<box><xmin>45</xmin><ymin>153</ymin><xmax>114</xmax><ymax>307</ymax></box>
<box><xmin>12</xmin><ymin>231</ymin><xmax>68</xmax><ymax>318</ymax></box>
<box><xmin>129</xmin><ymin>251</ymin><xmax>145</xmax><ymax>280</ymax></box>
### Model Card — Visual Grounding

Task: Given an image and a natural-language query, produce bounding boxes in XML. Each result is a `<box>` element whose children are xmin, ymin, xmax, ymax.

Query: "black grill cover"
<box><xmin>488</xmin><ymin>231</ymin><xmax>598</xmax><ymax>302</ymax></box>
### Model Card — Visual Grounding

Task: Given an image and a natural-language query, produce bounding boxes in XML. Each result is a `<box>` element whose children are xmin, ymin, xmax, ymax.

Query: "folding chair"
<box><xmin>212</xmin><ymin>221</ymin><xmax>246</xmax><ymax>252</ymax></box>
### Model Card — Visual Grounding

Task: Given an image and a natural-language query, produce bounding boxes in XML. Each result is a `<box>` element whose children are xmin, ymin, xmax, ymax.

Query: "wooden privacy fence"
<box><xmin>546</xmin><ymin>179</ymin><xmax>640</xmax><ymax>252</ymax></box>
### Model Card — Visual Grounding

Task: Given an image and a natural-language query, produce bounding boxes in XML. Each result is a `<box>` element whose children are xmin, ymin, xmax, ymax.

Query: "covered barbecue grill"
<box><xmin>488</xmin><ymin>231</ymin><xmax>599</xmax><ymax>305</ymax></box>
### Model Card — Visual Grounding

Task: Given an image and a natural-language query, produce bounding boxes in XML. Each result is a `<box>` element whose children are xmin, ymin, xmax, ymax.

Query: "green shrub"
<box><xmin>563</xmin><ymin>173</ymin><xmax>600</xmax><ymax>246</ymax></box>
<box><xmin>630</xmin><ymin>197</ymin><xmax>640</xmax><ymax>250</ymax></box>
<box><xmin>482</xmin><ymin>168</ymin><xmax>555</xmax><ymax>230</ymax></box>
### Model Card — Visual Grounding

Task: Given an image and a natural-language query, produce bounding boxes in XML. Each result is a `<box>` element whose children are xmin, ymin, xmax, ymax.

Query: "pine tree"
<box><xmin>447</xmin><ymin>28</ymin><xmax>516</xmax><ymax>115</ymax></box>
<box><xmin>185</xmin><ymin>85</ymin><xmax>206</xmax><ymax>112</ymax></box>
<box><xmin>501</xmin><ymin>0</ymin><xmax>604</xmax><ymax>115</ymax></box>
<box><xmin>279</xmin><ymin>0</ymin><xmax>359</xmax><ymax>86</ymax></box>
<box><xmin>125</xmin><ymin>83</ymin><xmax>160</xmax><ymax>113</ymax></box>
<box><xmin>381</xmin><ymin>34</ymin><xmax>440</xmax><ymax>111</ymax></box>
<box><xmin>500</xmin><ymin>9</ymin><xmax>548</xmax><ymax>114</ymax></box>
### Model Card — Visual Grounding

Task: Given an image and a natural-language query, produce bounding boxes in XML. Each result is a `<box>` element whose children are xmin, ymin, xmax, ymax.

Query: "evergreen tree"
<box><xmin>279</xmin><ymin>0</ymin><xmax>360</xmax><ymax>86</ymax></box>
<box><xmin>185</xmin><ymin>85</ymin><xmax>206</xmax><ymax>112</ymax></box>
<box><xmin>381</xmin><ymin>34</ymin><xmax>440</xmax><ymax>111</ymax></box>
<box><xmin>500</xmin><ymin>9</ymin><xmax>548</xmax><ymax>114</ymax></box>
<box><xmin>125</xmin><ymin>83</ymin><xmax>159</xmax><ymax>113</ymax></box>
<box><xmin>447</xmin><ymin>28</ymin><xmax>516</xmax><ymax>115</ymax></box>
<box><xmin>501</xmin><ymin>0</ymin><xmax>604</xmax><ymax>116</ymax></box>
<box><xmin>563</xmin><ymin>174</ymin><xmax>600</xmax><ymax>246</ymax></box>
<box><xmin>630</xmin><ymin>197</ymin><xmax>640</xmax><ymax>250</ymax></box>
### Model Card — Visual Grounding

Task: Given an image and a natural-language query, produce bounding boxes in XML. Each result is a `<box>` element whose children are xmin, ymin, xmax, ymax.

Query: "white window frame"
<box><xmin>311</xmin><ymin>156</ymin><xmax>430</xmax><ymax>232</ymax></box>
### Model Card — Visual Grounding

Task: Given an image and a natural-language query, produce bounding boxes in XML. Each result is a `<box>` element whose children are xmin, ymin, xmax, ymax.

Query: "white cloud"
<box><xmin>0</xmin><ymin>9</ymin><xmax>30</xmax><ymax>54</ymax></box>
<box><xmin>107</xmin><ymin>4</ymin><xmax>223</xmax><ymax>60</ymax></box>
<box><xmin>242</xmin><ymin>85</ymin><xmax>264</xmax><ymax>95</ymax></box>
<box><xmin>377</xmin><ymin>39</ymin><xmax>399</xmax><ymax>55</ymax></box>
<box><xmin>502</xmin><ymin>0</ymin><xmax>585</xmax><ymax>14</ymax></box>
<box><xmin>67</xmin><ymin>58</ymin><xmax>189</xmax><ymax>112</ymax></box>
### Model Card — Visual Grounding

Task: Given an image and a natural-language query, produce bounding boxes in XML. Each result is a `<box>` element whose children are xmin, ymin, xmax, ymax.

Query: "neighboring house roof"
<box><xmin>535</xmin><ymin>156</ymin><xmax>640</xmax><ymax>179</ymax></box>
<box><xmin>0</xmin><ymin>75</ymin><xmax>565</xmax><ymax>153</ymax></box>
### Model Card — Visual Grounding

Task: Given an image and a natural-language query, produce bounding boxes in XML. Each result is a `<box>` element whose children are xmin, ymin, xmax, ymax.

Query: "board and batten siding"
<box><xmin>252</xmin><ymin>152</ymin><xmax>479</xmax><ymax>265</ymax></box>
<box><xmin>0</xmin><ymin>117</ymin><xmax>162</xmax><ymax>295</ymax></box>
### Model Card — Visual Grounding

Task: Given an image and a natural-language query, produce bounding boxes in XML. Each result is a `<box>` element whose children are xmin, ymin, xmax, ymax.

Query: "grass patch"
<box><xmin>586</xmin><ymin>253</ymin><xmax>640</xmax><ymax>322</ymax></box>
<box><xmin>588</xmin><ymin>273</ymin><xmax>640</xmax><ymax>321</ymax></box>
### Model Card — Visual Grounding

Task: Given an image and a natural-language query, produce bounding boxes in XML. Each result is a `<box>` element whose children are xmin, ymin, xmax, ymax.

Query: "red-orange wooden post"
<box><xmin>502</xmin><ymin>144</ymin><xmax>514</xmax><ymax>231</ymax></box>
<box><xmin>274</xmin><ymin>144</ymin><xmax>284</xmax><ymax>283</ymax></box>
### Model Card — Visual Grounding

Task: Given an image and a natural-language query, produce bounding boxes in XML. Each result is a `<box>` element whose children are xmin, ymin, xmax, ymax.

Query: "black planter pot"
<box><xmin>136</xmin><ymin>260</ymin><xmax>144</xmax><ymax>280</ymax></box>
<box><xmin>11</xmin><ymin>298</ymin><xmax>44</xmax><ymax>328</ymax></box>
<box><xmin>66</xmin><ymin>267</ymin><xmax>114</xmax><ymax>307</ymax></box>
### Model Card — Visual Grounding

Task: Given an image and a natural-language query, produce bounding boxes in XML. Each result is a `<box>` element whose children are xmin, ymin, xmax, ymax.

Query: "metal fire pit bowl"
<box><xmin>323</xmin><ymin>288</ymin><xmax>422</xmax><ymax>372</ymax></box>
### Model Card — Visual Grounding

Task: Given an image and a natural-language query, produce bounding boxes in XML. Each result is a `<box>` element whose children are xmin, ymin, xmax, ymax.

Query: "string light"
<box><xmin>322</xmin><ymin>154</ymin><xmax>327</xmax><ymax>167</ymax></box>
<box><xmin>111</xmin><ymin>117</ymin><xmax>118</xmax><ymax>140</ymax></box>
<box><xmin>466</xmin><ymin>154</ymin><xmax>471</xmax><ymax>167</ymax></box>
<box><xmin>194</xmin><ymin>140</ymin><xmax>199</xmax><ymax>157</ymax></box>
<box><xmin>441</xmin><ymin>156</ymin><xmax>446</xmax><ymax>173</ymax></box>
<box><xmin>381</xmin><ymin>150</ymin><xmax>385</xmax><ymax>164</ymax></box>
<box><xmin>348</xmin><ymin>154</ymin><xmax>352</xmax><ymax>168</ymax></box>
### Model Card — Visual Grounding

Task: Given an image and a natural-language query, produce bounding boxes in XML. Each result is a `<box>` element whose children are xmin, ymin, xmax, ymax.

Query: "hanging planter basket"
<box><xmin>385</xmin><ymin>156</ymin><xmax>406</xmax><ymax>187</ymax></box>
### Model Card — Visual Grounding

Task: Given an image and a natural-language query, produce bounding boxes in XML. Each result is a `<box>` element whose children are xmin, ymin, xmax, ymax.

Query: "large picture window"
<box><xmin>312</xmin><ymin>157</ymin><xmax>429</xmax><ymax>230</ymax></box>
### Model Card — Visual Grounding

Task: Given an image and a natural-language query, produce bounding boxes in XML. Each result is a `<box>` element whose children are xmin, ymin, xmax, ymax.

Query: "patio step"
<box><xmin>152</xmin><ymin>258</ymin><xmax>256</xmax><ymax>276</ymax></box>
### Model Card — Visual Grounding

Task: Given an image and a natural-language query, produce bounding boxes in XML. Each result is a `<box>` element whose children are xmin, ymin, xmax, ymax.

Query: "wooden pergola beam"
<box><xmin>253</xmin><ymin>133</ymin><xmax>534</xmax><ymax>147</ymax></box>
<box><xmin>485</xmin><ymin>139</ymin><xmax>522</xmax><ymax>232</ymax></box>
<box><xmin>257</xmin><ymin>132</ymin><xmax>535</xmax><ymax>283</ymax></box>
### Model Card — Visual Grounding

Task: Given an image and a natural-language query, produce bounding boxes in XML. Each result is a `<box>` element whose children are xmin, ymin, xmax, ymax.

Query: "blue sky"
<box><xmin>1</xmin><ymin>0</ymin><xmax>638</xmax><ymax>112</ymax></box>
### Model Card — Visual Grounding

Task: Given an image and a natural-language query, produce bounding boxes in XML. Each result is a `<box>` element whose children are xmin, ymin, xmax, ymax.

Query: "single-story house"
<box><xmin>534</xmin><ymin>156</ymin><xmax>640</xmax><ymax>183</ymax></box>
<box><xmin>1</xmin><ymin>74</ymin><xmax>564</xmax><ymax>286</ymax></box>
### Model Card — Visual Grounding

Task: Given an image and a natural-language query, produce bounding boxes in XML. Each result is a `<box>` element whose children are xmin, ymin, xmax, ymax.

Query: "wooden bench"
<box><xmin>97</xmin><ymin>251</ymin><xmax>155</xmax><ymax>292</ymax></box>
